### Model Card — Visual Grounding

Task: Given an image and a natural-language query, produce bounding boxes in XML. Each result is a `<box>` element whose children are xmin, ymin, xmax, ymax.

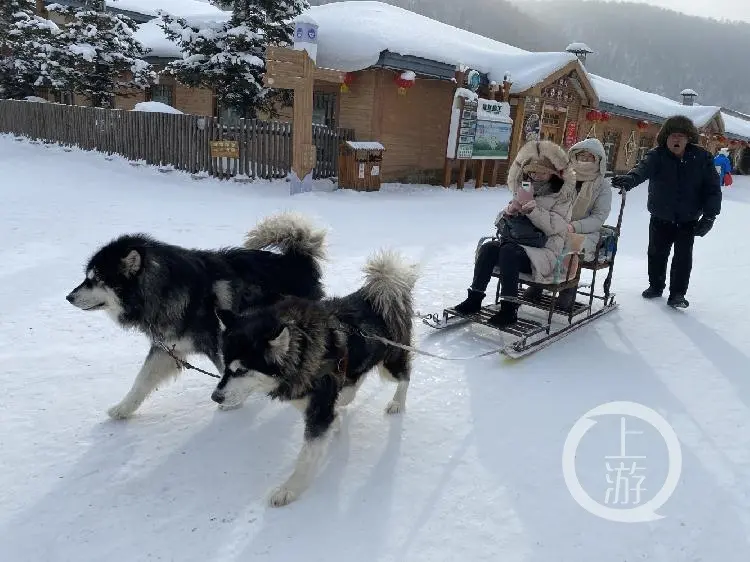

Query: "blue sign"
<box><xmin>466</xmin><ymin>70</ymin><xmax>481</xmax><ymax>92</ymax></box>
<box><xmin>294</xmin><ymin>22</ymin><xmax>318</xmax><ymax>44</ymax></box>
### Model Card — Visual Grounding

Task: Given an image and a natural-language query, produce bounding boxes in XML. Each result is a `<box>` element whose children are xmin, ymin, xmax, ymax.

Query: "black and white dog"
<box><xmin>66</xmin><ymin>212</ymin><xmax>327</xmax><ymax>419</ymax></box>
<box><xmin>212</xmin><ymin>249</ymin><xmax>419</xmax><ymax>506</ymax></box>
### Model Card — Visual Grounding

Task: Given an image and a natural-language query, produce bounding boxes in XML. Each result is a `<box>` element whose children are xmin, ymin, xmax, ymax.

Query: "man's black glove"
<box><xmin>610</xmin><ymin>175</ymin><xmax>634</xmax><ymax>193</ymax></box>
<box><xmin>694</xmin><ymin>216</ymin><xmax>715</xmax><ymax>237</ymax></box>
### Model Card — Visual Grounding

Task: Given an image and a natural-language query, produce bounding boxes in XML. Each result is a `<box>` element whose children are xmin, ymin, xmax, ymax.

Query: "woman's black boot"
<box><xmin>453</xmin><ymin>288</ymin><xmax>485</xmax><ymax>314</ymax></box>
<box><xmin>488</xmin><ymin>302</ymin><xmax>518</xmax><ymax>328</ymax></box>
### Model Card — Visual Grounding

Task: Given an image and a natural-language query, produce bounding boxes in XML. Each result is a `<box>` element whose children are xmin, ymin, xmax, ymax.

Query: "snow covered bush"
<box><xmin>0</xmin><ymin>0</ymin><xmax>65</xmax><ymax>98</ymax></box>
<box><xmin>49</xmin><ymin>3</ymin><xmax>154</xmax><ymax>107</ymax></box>
<box><xmin>158</xmin><ymin>0</ymin><xmax>309</xmax><ymax>119</ymax></box>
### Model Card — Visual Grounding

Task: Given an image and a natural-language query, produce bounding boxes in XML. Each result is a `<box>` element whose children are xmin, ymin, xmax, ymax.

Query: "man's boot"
<box><xmin>557</xmin><ymin>286</ymin><xmax>577</xmax><ymax>310</ymax></box>
<box><xmin>453</xmin><ymin>288</ymin><xmax>485</xmax><ymax>315</ymax></box>
<box><xmin>642</xmin><ymin>286</ymin><xmax>663</xmax><ymax>299</ymax></box>
<box><xmin>667</xmin><ymin>293</ymin><xmax>689</xmax><ymax>308</ymax></box>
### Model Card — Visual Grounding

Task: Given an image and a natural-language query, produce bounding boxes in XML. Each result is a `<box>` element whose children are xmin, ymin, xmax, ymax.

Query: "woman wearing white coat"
<box><xmin>524</xmin><ymin>137</ymin><xmax>613</xmax><ymax>308</ymax></box>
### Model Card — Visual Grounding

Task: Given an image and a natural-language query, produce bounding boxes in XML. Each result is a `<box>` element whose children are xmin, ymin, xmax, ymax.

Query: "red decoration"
<box><xmin>637</xmin><ymin>120</ymin><xmax>649</xmax><ymax>131</ymax></box>
<box><xmin>394</xmin><ymin>72</ymin><xmax>415</xmax><ymax>95</ymax></box>
<box><xmin>586</xmin><ymin>109</ymin><xmax>602</xmax><ymax>122</ymax></box>
<box><xmin>340</xmin><ymin>72</ymin><xmax>355</xmax><ymax>93</ymax></box>
<box><xmin>600</xmin><ymin>111</ymin><xmax>611</xmax><ymax>122</ymax></box>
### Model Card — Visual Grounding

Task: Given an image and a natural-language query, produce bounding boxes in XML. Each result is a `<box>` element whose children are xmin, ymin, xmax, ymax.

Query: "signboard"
<box><xmin>470</xmin><ymin>98</ymin><xmax>513</xmax><ymax>160</ymax></box>
<box><xmin>293</xmin><ymin>20</ymin><xmax>318</xmax><ymax>61</ymax></box>
<box><xmin>472</xmin><ymin>120</ymin><xmax>512</xmax><ymax>159</ymax></box>
<box><xmin>564</xmin><ymin>121</ymin><xmax>578</xmax><ymax>147</ymax></box>
<box><xmin>210</xmin><ymin>140</ymin><xmax>239</xmax><ymax>159</ymax></box>
<box><xmin>456</xmin><ymin>99</ymin><xmax>478</xmax><ymax>159</ymax></box>
<box><xmin>465</xmin><ymin>69</ymin><xmax>481</xmax><ymax>92</ymax></box>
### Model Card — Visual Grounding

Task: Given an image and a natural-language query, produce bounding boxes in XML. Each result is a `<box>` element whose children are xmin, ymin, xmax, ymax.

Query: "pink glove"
<box><xmin>505</xmin><ymin>200</ymin><xmax>521</xmax><ymax>215</ymax></box>
<box><xmin>520</xmin><ymin>200</ymin><xmax>536</xmax><ymax>214</ymax></box>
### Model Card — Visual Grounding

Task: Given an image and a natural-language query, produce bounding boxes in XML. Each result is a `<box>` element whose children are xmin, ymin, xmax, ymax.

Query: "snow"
<box><xmin>109</xmin><ymin>0</ymin><xmax>229</xmax><ymax>19</ymax></box>
<box><xmin>590</xmin><ymin>73</ymin><xmax>723</xmax><ymax>128</ymax></box>
<box><xmin>132</xmin><ymin>101</ymin><xmax>183</xmax><ymax>114</ymax></box>
<box><xmin>680</xmin><ymin>88</ymin><xmax>699</xmax><ymax>96</ymax></box>
<box><xmin>346</xmin><ymin>141</ymin><xmax>385</xmax><ymax>150</ymax></box>
<box><xmin>721</xmin><ymin>111</ymin><xmax>750</xmax><ymax>140</ymax></box>
<box><xmin>565</xmin><ymin>42</ymin><xmax>593</xmax><ymax>53</ymax></box>
<box><xmin>3</xmin><ymin>134</ymin><xmax>750</xmax><ymax>561</ymax></box>
<box><xmin>304</xmin><ymin>1</ymin><xmax>579</xmax><ymax>93</ymax></box>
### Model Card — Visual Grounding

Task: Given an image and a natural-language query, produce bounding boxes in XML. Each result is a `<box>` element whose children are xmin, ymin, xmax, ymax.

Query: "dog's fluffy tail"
<box><xmin>361</xmin><ymin>249</ymin><xmax>419</xmax><ymax>343</ymax></box>
<box><xmin>243</xmin><ymin>211</ymin><xmax>327</xmax><ymax>271</ymax></box>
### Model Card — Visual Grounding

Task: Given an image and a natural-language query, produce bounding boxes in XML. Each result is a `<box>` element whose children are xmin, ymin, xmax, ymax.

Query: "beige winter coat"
<box><xmin>568</xmin><ymin>138</ymin><xmax>614</xmax><ymax>261</ymax></box>
<box><xmin>502</xmin><ymin>140</ymin><xmax>577</xmax><ymax>284</ymax></box>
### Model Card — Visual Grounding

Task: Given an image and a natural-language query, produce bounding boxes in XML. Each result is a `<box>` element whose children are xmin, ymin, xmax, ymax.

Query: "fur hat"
<box><xmin>507</xmin><ymin>140</ymin><xmax>575</xmax><ymax>199</ymax></box>
<box><xmin>656</xmin><ymin>115</ymin><xmax>700</xmax><ymax>146</ymax></box>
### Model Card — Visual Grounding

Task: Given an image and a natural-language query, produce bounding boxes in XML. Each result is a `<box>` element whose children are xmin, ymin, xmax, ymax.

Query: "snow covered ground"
<box><xmin>2</xmin><ymin>135</ymin><xmax>750</xmax><ymax>561</ymax></box>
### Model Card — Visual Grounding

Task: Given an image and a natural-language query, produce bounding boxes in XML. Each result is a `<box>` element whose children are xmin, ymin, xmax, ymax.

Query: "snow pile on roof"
<box><xmin>132</xmin><ymin>101</ymin><xmax>183</xmax><ymax>114</ymax></box>
<box><xmin>305</xmin><ymin>1</ymin><xmax>579</xmax><ymax>93</ymax></box>
<box><xmin>590</xmin><ymin>74</ymin><xmax>722</xmax><ymax>127</ymax></box>
<box><xmin>107</xmin><ymin>0</ymin><xmax>229</xmax><ymax>19</ymax></box>
<box><xmin>721</xmin><ymin>111</ymin><xmax>750</xmax><ymax>140</ymax></box>
<box><xmin>134</xmin><ymin>19</ymin><xmax>181</xmax><ymax>58</ymax></box>
<box><xmin>565</xmin><ymin>42</ymin><xmax>593</xmax><ymax>53</ymax></box>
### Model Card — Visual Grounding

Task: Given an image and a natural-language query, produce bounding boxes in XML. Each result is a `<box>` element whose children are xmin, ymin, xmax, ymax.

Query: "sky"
<box><xmin>600</xmin><ymin>0</ymin><xmax>750</xmax><ymax>23</ymax></box>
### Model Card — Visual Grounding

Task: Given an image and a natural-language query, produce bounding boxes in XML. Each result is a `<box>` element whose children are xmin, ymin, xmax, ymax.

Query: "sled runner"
<box><xmin>423</xmin><ymin>191</ymin><xmax>627</xmax><ymax>359</ymax></box>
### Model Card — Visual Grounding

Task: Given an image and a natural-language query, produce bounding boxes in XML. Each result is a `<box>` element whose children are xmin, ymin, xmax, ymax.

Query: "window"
<box><xmin>53</xmin><ymin>90</ymin><xmax>74</xmax><ymax>105</ymax></box>
<box><xmin>148</xmin><ymin>84</ymin><xmax>174</xmax><ymax>107</ymax></box>
<box><xmin>638</xmin><ymin>135</ymin><xmax>654</xmax><ymax>162</ymax></box>
<box><xmin>602</xmin><ymin>131</ymin><xmax>620</xmax><ymax>172</ymax></box>
<box><xmin>312</xmin><ymin>92</ymin><xmax>337</xmax><ymax>127</ymax></box>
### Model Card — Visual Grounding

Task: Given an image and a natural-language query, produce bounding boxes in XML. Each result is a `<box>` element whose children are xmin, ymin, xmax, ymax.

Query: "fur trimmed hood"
<box><xmin>507</xmin><ymin>139</ymin><xmax>576</xmax><ymax>201</ymax></box>
<box><xmin>569</xmin><ymin>137</ymin><xmax>608</xmax><ymax>176</ymax></box>
<box><xmin>656</xmin><ymin>115</ymin><xmax>700</xmax><ymax>146</ymax></box>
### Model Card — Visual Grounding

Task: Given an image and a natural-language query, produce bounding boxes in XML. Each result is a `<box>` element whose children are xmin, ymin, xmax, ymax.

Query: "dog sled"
<box><xmin>422</xmin><ymin>190</ymin><xmax>627</xmax><ymax>359</ymax></box>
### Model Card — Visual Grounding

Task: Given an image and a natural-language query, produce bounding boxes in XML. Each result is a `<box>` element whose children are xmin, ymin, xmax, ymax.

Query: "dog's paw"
<box><xmin>107</xmin><ymin>403</ymin><xmax>135</xmax><ymax>419</ymax></box>
<box><xmin>268</xmin><ymin>485</ymin><xmax>299</xmax><ymax>507</ymax></box>
<box><xmin>217</xmin><ymin>402</ymin><xmax>243</xmax><ymax>411</ymax></box>
<box><xmin>384</xmin><ymin>400</ymin><xmax>405</xmax><ymax>415</ymax></box>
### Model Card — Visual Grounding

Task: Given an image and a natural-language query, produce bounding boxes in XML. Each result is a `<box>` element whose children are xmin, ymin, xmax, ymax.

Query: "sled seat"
<box><xmin>474</xmin><ymin>233</ymin><xmax>586</xmax><ymax>326</ymax></box>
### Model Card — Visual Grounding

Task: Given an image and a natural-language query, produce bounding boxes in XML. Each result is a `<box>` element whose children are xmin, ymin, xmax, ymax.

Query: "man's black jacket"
<box><xmin>619</xmin><ymin>144</ymin><xmax>721</xmax><ymax>223</ymax></box>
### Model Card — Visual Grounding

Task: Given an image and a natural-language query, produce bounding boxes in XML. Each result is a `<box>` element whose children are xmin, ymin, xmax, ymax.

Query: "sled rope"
<box><xmin>154</xmin><ymin>339</ymin><xmax>221</xmax><ymax>378</ymax></box>
<box><xmin>355</xmin><ymin>329</ymin><xmax>504</xmax><ymax>361</ymax></box>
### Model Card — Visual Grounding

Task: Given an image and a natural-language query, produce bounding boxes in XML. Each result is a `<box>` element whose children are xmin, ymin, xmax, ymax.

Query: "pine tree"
<box><xmin>0</xmin><ymin>0</ymin><xmax>65</xmax><ymax>99</ymax></box>
<box><xmin>158</xmin><ymin>0</ymin><xmax>310</xmax><ymax>119</ymax></box>
<box><xmin>52</xmin><ymin>4</ymin><xmax>154</xmax><ymax>107</ymax></box>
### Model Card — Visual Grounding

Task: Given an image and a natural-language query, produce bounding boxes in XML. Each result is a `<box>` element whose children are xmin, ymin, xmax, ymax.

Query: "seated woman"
<box><xmin>524</xmin><ymin>137</ymin><xmax>613</xmax><ymax>308</ymax></box>
<box><xmin>452</xmin><ymin>139</ymin><xmax>576</xmax><ymax>327</ymax></box>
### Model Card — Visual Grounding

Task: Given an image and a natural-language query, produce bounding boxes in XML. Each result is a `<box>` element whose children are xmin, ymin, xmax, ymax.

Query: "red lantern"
<box><xmin>586</xmin><ymin>109</ymin><xmax>601</xmax><ymax>122</ymax></box>
<box><xmin>394</xmin><ymin>71</ymin><xmax>415</xmax><ymax>95</ymax></box>
<box><xmin>637</xmin><ymin>120</ymin><xmax>649</xmax><ymax>131</ymax></box>
<box><xmin>600</xmin><ymin>111</ymin><xmax>611</xmax><ymax>122</ymax></box>
<box><xmin>340</xmin><ymin>72</ymin><xmax>354</xmax><ymax>93</ymax></box>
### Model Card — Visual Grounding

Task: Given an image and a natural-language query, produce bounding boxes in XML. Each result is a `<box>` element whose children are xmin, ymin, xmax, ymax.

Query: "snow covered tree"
<box><xmin>0</xmin><ymin>0</ymin><xmax>65</xmax><ymax>98</ymax></box>
<box><xmin>158</xmin><ymin>0</ymin><xmax>310</xmax><ymax>119</ymax></box>
<box><xmin>50</xmin><ymin>4</ymin><xmax>154</xmax><ymax>107</ymax></box>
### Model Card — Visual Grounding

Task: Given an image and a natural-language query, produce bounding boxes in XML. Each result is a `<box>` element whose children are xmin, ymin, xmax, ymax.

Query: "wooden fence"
<box><xmin>0</xmin><ymin>100</ymin><xmax>355</xmax><ymax>180</ymax></box>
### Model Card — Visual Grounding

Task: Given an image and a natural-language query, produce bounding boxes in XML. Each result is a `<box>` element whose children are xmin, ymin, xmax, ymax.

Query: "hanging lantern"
<box><xmin>340</xmin><ymin>72</ymin><xmax>355</xmax><ymax>93</ymax></box>
<box><xmin>600</xmin><ymin>111</ymin><xmax>611</xmax><ymax>122</ymax></box>
<box><xmin>585</xmin><ymin>109</ymin><xmax>601</xmax><ymax>122</ymax></box>
<box><xmin>394</xmin><ymin>70</ymin><xmax>415</xmax><ymax>95</ymax></box>
<box><xmin>637</xmin><ymin>120</ymin><xmax>649</xmax><ymax>131</ymax></box>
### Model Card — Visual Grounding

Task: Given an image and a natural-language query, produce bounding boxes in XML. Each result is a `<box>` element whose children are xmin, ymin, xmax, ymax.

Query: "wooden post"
<box><xmin>263</xmin><ymin>47</ymin><xmax>343</xmax><ymax>193</ymax></box>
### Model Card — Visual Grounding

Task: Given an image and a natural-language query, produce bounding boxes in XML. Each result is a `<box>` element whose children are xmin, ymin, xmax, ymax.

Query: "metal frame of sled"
<box><xmin>426</xmin><ymin>190</ymin><xmax>627</xmax><ymax>358</ymax></box>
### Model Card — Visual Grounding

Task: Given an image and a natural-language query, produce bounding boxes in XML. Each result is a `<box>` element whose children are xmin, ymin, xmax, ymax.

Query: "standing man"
<box><xmin>611</xmin><ymin>115</ymin><xmax>721</xmax><ymax>309</ymax></box>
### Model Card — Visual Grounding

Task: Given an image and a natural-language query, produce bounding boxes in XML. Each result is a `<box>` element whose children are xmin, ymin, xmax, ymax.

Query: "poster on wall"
<box><xmin>524</xmin><ymin>113</ymin><xmax>540</xmax><ymax>141</ymax></box>
<box><xmin>446</xmin><ymin>90</ymin><xmax>479</xmax><ymax>159</ymax></box>
<box><xmin>564</xmin><ymin>121</ymin><xmax>578</xmax><ymax>147</ymax></box>
<box><xmin>470</xmin><ymin>98</ymin><xmax>513</xmax><ymax>159</ymax></box>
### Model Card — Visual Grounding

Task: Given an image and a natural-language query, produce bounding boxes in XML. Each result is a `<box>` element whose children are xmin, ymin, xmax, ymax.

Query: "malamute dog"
<box><xmin>212</xmin><ymin>249</ymin><xmax>419</xmax><ymax>507</ymax></box>
<box><xmin>66</xmin><ymin>212</ymin><xmax>327</xmax><ymax>420</ymax></box>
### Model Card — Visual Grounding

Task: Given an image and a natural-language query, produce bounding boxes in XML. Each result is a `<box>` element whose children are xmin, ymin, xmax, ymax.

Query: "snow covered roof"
<box><xmin>721</xmin><ymin>111</ymin><xmax>750</xmax><ymax>140</ymax></box>
<box><xmin>304</xmin><ymin>1</ymin><xmax>585</xmax><ymax>94</ymax></box>
<box><xmin>565</xmin><ymin>42</ymin><xmax>593</xmax><ymax>53</ymax></box>
<box><xmin>680</xmin><ymin>88</ymin><xmax>698</xmax><ymax>96</ymax></box>
<box><xmin>590</xmin><ymin>74</ymin><xmax>723</xmax><ymax>128</ymax></box>
<box><xmin>109</xmin><ymin>0</ymin><xmax>228</xmax><ymax>19</ymax></box>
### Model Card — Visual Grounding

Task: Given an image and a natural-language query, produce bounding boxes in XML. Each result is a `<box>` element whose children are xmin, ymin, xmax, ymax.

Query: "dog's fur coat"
<box><xmin>66</xmin><ymin>212</ymin><xmax>327</xmax><ymax>419</ymax></box>
<box><xmin>212</xmin><ymin>249</ymin><xmax>419</xmax><ymax>506</ymax></box>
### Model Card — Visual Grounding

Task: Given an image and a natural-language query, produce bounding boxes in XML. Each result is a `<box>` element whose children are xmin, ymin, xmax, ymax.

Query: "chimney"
<box><xmin>565</xmin><ymin>42</ymin><xmax>594</xmax><ymax>65</ymax></box>
<box><xmin>681</xmin><ymin>88</ymin><xmax>698</xmax><ymax>106</ymax></box>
